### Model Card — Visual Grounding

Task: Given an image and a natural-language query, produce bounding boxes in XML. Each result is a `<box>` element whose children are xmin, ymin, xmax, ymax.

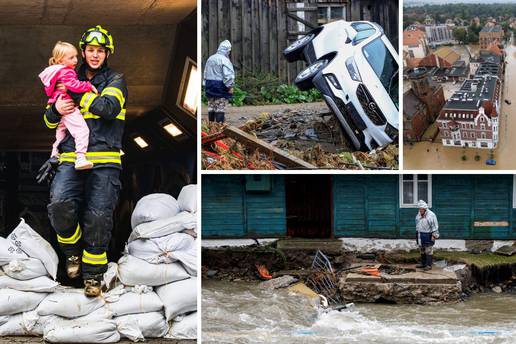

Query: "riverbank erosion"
<box><xmin>202</xmin><ymin>239</ymin><xmax>516</xmax><ymax>305</ymax></box>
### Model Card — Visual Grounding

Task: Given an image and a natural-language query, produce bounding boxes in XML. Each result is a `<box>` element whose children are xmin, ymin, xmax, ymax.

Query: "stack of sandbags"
<box><xmin>0</xmin><ymin>219</ymin><xmax>60</xmax><ymax>336</ymax></box>
<box><xmin>116</xmin><ymin>184</ymin><xmax>197</xmax><ymax>340</ymax></box>
<box><xmin>0</xmin><ymin>220</ymin><xmax>120</xmax><ymax>342</ymax></box>
<box><xmin>0</xmin><ymin>184</ymin><xmax>198</xmax><ymax>342</ymax></box>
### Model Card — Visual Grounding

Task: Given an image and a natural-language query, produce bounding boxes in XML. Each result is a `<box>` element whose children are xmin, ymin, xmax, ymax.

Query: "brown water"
<box><xmin>202</xmin><ymin>280</ymin><xmax>516</xmax><ymax>344</ymax></box>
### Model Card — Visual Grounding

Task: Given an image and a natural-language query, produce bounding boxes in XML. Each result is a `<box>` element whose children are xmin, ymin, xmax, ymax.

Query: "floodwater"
<box><xmin>202</xmin><ymin>280</ymin><xmax>516</xmax><ymax>344</ymax></box>
<box><xmin>404</xmin><ymin>38</ymin><xmax>516</xmax><ymax>170</ymax></box>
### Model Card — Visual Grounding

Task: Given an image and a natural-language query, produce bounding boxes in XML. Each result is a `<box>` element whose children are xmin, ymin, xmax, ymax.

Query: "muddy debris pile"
<box><xmin>202</xmin><ymin>108</ymin><xmax>398</xmax><ymax>170</ymax></box>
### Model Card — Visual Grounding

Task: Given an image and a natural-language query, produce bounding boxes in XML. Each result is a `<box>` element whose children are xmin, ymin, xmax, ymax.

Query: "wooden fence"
<box><xmin>202</xmin><ymin>0</ymin><xmax>398</xmax><ymax>84</ymax></box>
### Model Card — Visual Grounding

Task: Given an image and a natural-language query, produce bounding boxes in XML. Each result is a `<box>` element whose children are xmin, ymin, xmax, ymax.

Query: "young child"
<box><xmin>39</xmin><ymin>41</ymin><xmax>98</xmax><ymax>170</ymax></box>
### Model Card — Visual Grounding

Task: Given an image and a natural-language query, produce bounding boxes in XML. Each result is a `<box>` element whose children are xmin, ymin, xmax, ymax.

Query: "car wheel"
<box><xmin>294</xmin><ymin>59</ymin><xmax>328</xmax><ymax>91</ymax></box>
<box><xmin>283</xmin><ymin>33</ymin><xmax>315</xmax><ymax>62</ymax></box>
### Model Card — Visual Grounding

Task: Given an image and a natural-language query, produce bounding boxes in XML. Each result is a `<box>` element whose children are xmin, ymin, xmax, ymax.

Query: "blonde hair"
<box><xmin>48</xmin><ymin>41</ymin><xmax>77</xmax><ymax>66</ymax></box>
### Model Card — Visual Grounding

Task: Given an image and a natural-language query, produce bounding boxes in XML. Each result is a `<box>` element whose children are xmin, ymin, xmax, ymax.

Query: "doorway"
<box><xmin>285</xmin><ymin>175</ymin><xmax>332</xmax><ymax>238</ymax></box>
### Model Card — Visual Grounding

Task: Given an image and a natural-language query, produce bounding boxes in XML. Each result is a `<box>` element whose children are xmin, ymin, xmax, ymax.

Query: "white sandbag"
<box><xmin>118</xmin><ymin>255</ymin><xmax>189</xmax><ymax>286</ymax></box>
<box><xmin>37</xmin><ymin>290</ymin><xmax>105</xmax><ymax>318</ymax></box>
<box><xmin>76</xmin><ymin>306</ymin><xmax>113</xmax><ymax>321</ymax></box>
<box><xmin>22</xmin><ymin>310</ymin><xmax>59</xmax><ymax>336</ymax></box>
<box><xmin>0</xmin><ymin>314</ymin><xmax>30</xmax><ymax>336</ymax></box>
<box><xmin>156</xmin><ymin>277</ymin><xmax>197</xmax><ymax>321</ymax></box>
<box><xmin>0</xmin><ymin>275</ymin><xmax>58</xmax><ymax>292</ymax></box>
<box><xmin>175</xmin><ymin>239</ymin><xmax>197</xmax><ymax>276</ymax></box>
<box><xmin>178</xmin><ymin>184</ymin><xmax>197</xmax><ymax>213</ymax></box>
<box><xmin>7</xmin><ymin>219</ymin><xmax>58</xmax><ymax>279</ymax></box>
<box><xmin>116</xmin><ymin>312</ymin><xmax>169</xmax><ymax>341</ymax></box>
<box><xmin>131</xmin><ymin>193</ymin><xmax>180</xmax><ymax>229</ymax></box>
<box><xmin>106</xmin><ymin>290</ymin><xmax>163</xmax><ymax>316</ymax></box>
<box><xmin>26</xmin><ymin>306</ymin><xmax>112</xmax><ymax>336</ymax></box>
<box><xmin>166</xmin><ymin>312</ymin><xmax>197</xmax><ymax>339</ymax></box>
<box><xmin>3</xmin><ymin>257</ymin><xmax>48</xmax><ymax>280</ymax></box>
<box><xmin>0</xmin><ymin>236</ymin><xmax>27</xmax><ymax>266</ymax></box>
<box><xmin>103</xmin><ymin>262</ymin><xmax>118</xmax><ymax>291</ymax></box>
<box><xmin>0</xmin><ymin>289</ymin><xmax>47</xmax><ymax>315</ymax></box>
<box><xmin>127</xmin><ymin>232</ymin><xmax>195</xmax><ymax>265</ymax></box>
<box><xmin>44</xmin><ymin>319</ymin><xmax>120</xmax><ymax>343</ymax></box>
<box><xmin>129</xmin><ymin>212</ymin><xmax>197</xmax><ymax>242</ymax></box>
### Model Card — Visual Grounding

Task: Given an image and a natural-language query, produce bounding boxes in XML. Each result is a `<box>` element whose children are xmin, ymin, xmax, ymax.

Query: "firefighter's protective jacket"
<box><xmin>43</xmin><ymin>62</ymin><xmax>127</xmax><ymax>169</ymax></box>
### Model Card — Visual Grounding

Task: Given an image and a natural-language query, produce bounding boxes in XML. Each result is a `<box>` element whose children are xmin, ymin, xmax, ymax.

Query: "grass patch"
<box><xmin>202</xmin><ymin>72</ymin><xmax>322</xmax><ymax>106</ymax></box>
<box><xmin>384</xmin><ymin>250</ymin><xmax>516</xmax><ymax>269</ymax></box>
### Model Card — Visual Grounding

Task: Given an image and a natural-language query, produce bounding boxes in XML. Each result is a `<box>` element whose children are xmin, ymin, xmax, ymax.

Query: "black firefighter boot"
<box><xmin>208</xmin><ymin>111</ymin><xmax>215</xmax><ymax>122</ymax></box>
<box><xmin>424</xmin><ymin>255</ymin><xmax>433</xmax><ymax>271</ymax></box>
<box><xmin>84</xmin><ymin>277</ymin><xmax>102</xmax><ymax>297</ymax></box>
<box><xmin>416</xmin><ymin>254</ymin><xmax>426</xmax><ymax>268</ymax></box>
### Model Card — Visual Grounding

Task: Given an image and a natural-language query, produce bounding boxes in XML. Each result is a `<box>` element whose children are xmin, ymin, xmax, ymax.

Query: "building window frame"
<box><xmin>399</xmin><ymin>174</ymin><xmax>433</xmax><ymax>208</ymax></box>
<box><xmin>176</xmin><ymin>56</ymin><xmax>199</xmax><ymax>117</ymax></box>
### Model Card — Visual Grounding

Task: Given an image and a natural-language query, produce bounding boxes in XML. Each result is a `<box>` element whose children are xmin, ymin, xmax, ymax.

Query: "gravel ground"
<box><xmin>201</xmin><ymin>101</ymin><xmax>329</xmax><ymax>127</ymax></box>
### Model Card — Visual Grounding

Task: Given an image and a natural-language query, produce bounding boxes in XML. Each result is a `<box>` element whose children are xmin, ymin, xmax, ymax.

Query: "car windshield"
<box><xmin>362</xmin><ymin>37</ymin><xmax>399</xmax><ymax>109</ymax></box>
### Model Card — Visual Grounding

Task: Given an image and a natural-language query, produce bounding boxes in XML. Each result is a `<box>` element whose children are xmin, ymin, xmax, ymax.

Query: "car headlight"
<box><xmin>325</xmin><ymin>74</ymin><xmax>342</xmax><ymax>90</ymax></box>
<box><xmin>345</xmin><ymin>57</ymin><xmax>362</xmax><ymax>82</ymax></box>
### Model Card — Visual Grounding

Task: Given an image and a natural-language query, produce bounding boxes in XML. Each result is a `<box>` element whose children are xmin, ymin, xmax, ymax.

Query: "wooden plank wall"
<box><xmin>202</xmin><ymin>0</ymin><xmax>306</xmax><ymax>83</ymax></box>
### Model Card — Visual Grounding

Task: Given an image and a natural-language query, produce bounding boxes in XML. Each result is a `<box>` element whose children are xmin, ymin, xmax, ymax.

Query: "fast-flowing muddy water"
<box><xmin>202</xmin><ymin>280</ymin><xmax>516</xmax><ymax>344</ymax></box>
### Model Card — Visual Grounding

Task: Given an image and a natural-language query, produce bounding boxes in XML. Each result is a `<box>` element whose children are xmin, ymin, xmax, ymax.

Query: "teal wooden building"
<box><xmin>202</xmin><ymin>174</ymin><xmax>516</xmax><ymax>240</ymax></box>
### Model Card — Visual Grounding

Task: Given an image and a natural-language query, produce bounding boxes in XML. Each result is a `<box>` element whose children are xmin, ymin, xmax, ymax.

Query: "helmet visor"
<box><xmin>83</xmin><ymin>31</ymin><xmax>108</xmax><ymax>46</ymax></box>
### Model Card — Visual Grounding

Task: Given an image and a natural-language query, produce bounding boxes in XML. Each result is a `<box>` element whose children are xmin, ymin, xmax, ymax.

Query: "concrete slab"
<box><xmin>345</xmin><ymin>267</ymin><xmax>458</xmax><ymax>285</ymax></box>
<box><xmin>276</xmin><ymin>239</ymin><xmax>343</xmax><ymax>253</ymax></box>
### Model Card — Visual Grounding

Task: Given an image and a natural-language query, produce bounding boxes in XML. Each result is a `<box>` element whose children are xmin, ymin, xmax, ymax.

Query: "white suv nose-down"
<box><xmin>284</xmin><ymin>20</ymin><xmax>399</xmax><ymax>151</ymax></box>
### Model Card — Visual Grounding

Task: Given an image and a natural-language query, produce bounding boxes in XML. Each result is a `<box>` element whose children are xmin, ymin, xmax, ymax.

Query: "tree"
<box><xmin>453</xmin><ymin>27</ymin><xmax>468</xmax><ymax>44</ymax></box>
<box><xmin>467</xmin><ymin>31</ymin><xmax>479</xmax><ymax>44</ymax></box>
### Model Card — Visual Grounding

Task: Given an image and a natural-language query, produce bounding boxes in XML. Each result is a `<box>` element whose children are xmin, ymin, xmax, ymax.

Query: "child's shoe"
<box><xmin>75</xmin><ymin>155</ymin><xmax>93</xmax><ymax>170</ymax></box>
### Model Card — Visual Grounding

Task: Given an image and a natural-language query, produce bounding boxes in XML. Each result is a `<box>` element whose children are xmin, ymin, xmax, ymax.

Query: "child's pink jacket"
<box><xmin>38</xmin><ymin>65</ymin><xmax>93</xmax><ymax>104</ymax></box>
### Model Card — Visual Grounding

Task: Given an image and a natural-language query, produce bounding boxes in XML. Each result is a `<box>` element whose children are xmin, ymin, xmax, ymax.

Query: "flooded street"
<box><xmin>202</xmin><ymin>280</ymin><xmax>516</xmax><ymax>344</ymax></box>
<box><xmin>404</xmin><ymin>39</ymin><xmax>516</xmax><ymax>170</ymax></box>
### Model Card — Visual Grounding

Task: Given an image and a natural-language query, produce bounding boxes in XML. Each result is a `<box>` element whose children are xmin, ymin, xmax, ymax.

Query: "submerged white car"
<box><xmin>284</xmin><ymin>20</ymin><xmax>399</xmax><ymax>151</ymax></box>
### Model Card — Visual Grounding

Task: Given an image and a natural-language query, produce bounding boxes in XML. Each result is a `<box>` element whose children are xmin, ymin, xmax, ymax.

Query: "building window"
<box><xmin>481</xmin><ymin>124</ymin><xmax>486</xmax><ymax>130</ymax></box>
<box><xmin>481</xmin><ymin>132</ymin><xmax>486</xmax><ymax>139</ymax></box>
<box><xmin>318</xmin><ymin>5</ymin><xmax>346</xmax><ymax>24</ymax></box>
<box><xmin>400</xmin><ymin>174</ymin><xmax>432</xmax><ymax>208</ymax></box>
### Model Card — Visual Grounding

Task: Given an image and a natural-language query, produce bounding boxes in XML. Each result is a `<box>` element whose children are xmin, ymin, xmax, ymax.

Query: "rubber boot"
<box><xmin>84</xmin><ymin>278</ymin><xmax>102</xmax><ymax>297</ymax></box>
<box><xmin>208</xmin><ymin>111</ymin><xmax>215</xmax><ymax>122</ymax></box>
<box><xmin>215</xmin><ymin>112</ymin><xmax>225</xmax><ymax>123</ymax></box>
<box><xmin>66</xmin><ymin>255</ymin><xmax>81</xmax><ymax>279</ymax></box>
<box><xmin>423</xmin><ymin>255</ymin><xmax>433</xmax><ymax>271</ymax></box>
<box><xmin>416</xmin><ymin>254</ymin><xmax>426</xmax><ymax>268</ymax></box>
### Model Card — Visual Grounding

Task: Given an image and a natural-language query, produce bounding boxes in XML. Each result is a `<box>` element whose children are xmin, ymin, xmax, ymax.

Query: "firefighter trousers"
<box><xmin>48</xmin><ymin>163</ymin><xmax>121</xmax><ymax>280</ymax></box>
